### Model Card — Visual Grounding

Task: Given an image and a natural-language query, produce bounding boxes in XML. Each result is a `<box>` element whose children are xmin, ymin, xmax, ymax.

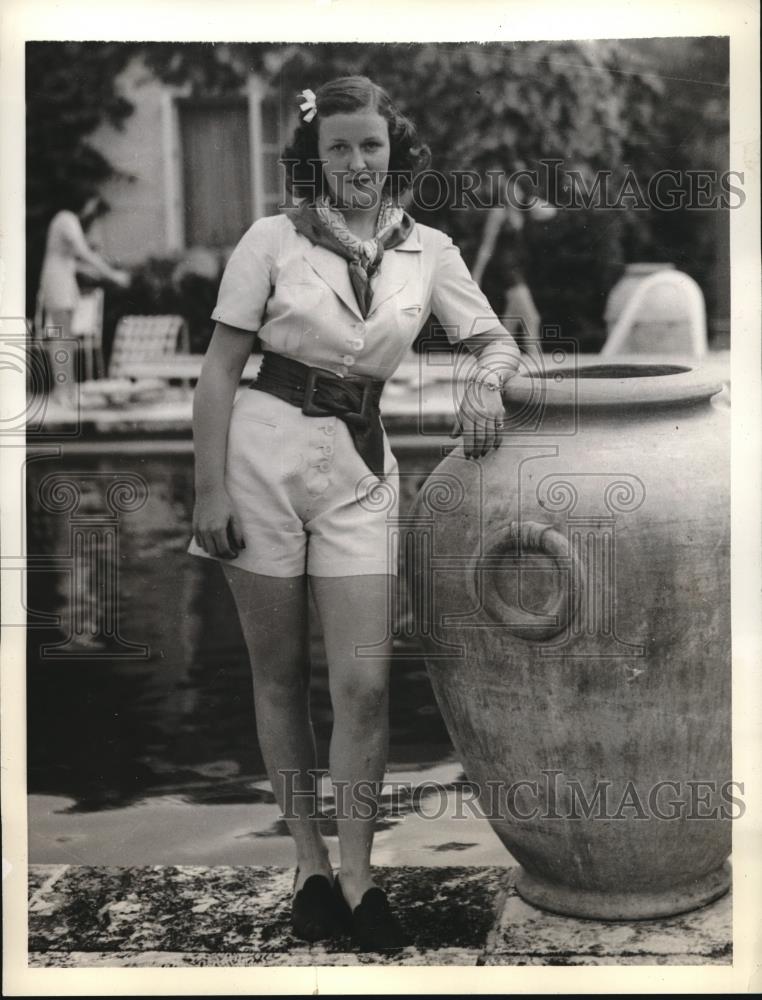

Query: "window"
<box><xmin>178</xmin><ymin>97</ymin><xmax>252</xmax><ymax>248</ymax></box>
<box><xmin>260</xmin><ymin>93</ymin><xmax>284</xmax><ymax>218</ymax></box>
<box><xmin>170</xmin><ymin>85</ymin><xmax>291</xmax><ymax>251</ymax></box>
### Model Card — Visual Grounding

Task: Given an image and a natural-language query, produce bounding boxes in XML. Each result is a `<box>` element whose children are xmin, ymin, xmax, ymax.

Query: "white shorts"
<box><xmin>187</xmin><ymin>388</ymin><xmax>400</xmax><ymax>577</ymax></box>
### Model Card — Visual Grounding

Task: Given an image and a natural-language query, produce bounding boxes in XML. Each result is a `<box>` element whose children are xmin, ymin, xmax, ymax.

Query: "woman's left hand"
<box><xmin>450</xmin><ymin>381</ymin><xmax>506</xmax><ymax>458</ymax></box>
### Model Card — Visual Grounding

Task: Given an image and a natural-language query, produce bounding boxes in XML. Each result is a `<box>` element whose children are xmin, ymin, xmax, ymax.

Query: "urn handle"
<box><xmin>475</xmin><ymin>520</ymin><xmax>581</xmax><ymax>640</ymax></box>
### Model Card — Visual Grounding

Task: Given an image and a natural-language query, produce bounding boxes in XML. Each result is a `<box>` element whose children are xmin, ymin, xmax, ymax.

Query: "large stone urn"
<box><xmin>409</xmin><ymin>361</ymin><xmax>730</xmax><ymax>919</ymax></box>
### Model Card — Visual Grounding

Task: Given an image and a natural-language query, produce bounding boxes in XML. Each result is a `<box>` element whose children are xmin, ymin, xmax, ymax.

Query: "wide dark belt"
<box><xmin>250</xmin><ymin>350</ymin><xmax>387</xmax><ymax>480</ymax></box>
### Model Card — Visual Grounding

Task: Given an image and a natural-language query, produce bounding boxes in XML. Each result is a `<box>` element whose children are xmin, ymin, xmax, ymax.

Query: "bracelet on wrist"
<box><xmin>465</xmin><ymin>371</ymin><xmax>506</xmax><ymax>392</ymax></box>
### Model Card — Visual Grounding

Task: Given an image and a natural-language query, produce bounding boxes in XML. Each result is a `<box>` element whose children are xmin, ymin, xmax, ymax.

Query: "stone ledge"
<box><xmin>27</xmin><ymin>864</ymin><xmax>732</xmax><ymax>968</ymax></box>
<box><xmin>484</xmin><ymin>872</ymin><xmax>732</xmax><ymax>965</ymax></box>
<box><xmin>28</xmin><ymin>947</ymin><xmax>483</xmax><ymax>968</ymax></box>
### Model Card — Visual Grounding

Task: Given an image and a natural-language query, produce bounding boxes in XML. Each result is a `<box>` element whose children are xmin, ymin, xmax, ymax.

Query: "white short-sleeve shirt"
<box><xmin>211</xmin><ymin>213</ymin><xmax>500</xmax><ymax>380</ymax></box>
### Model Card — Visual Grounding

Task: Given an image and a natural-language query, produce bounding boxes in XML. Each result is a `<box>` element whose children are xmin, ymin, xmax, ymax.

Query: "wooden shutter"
<box><xmin>179</xmin><ymin>98</ymin><xmax>252</xmax><ymax>248</ymax></box>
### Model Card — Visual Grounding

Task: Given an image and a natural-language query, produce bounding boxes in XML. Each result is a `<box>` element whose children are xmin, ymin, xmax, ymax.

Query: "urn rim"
<box><xmin>503</xmin><ymin>361</ymin><xmax>725</xmax><ymax>410</ymax></box>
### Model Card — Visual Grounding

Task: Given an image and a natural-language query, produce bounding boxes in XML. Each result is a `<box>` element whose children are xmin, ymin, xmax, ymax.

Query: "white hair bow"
<box><xmin>299</xmin><ymin>89</ymin><xmax>317</xmax><ymax>123</ymax></box>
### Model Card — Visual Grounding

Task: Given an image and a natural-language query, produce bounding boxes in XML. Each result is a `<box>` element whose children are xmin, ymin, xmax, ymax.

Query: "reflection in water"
<box><xmin>26</xmin><ymin>448</ymin><xmax>453</xmax><ymax>814</ymax></box>
<box><xmin>243</xmin><ymin>770</ymin><xmax>475</xmax><ymax>839</ymax></box>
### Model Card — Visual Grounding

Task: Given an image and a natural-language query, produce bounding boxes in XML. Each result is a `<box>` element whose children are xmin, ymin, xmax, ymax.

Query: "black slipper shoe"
<box><xmin>334</xmin><ymin>874</ymin><xmax>413</xmax><ymax>952</ymax></box>
<box><xmin>291</xmin><ymin>867</ymin><xmax>347</xmax><ymax>943</ymax></box>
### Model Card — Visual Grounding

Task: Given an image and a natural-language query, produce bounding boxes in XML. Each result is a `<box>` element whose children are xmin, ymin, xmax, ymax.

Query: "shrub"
<box><xmin>98</xmin><ymin>250</ymin><xmax>226</xmax><ymax>363</ymax></box>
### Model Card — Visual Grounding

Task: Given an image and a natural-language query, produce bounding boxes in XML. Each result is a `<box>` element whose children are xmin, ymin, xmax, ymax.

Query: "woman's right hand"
<box><xmin>111</xmin><ymin>269</ymin><xmax>131</xmax><ymax>289</ymax></box>
<box><xmin>192</xmin><ymin>487</ymin><xmax>246</xmax><ymax>559</ymax></box>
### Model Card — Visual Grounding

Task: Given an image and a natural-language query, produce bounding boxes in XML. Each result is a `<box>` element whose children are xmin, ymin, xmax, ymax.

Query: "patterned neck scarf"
<box><xmin>284</xmin><ymin>193</ymin><xmax>414</xmax><ymax>318</ymax></box>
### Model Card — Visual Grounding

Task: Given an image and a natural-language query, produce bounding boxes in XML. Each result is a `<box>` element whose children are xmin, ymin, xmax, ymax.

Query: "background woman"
<box><xmin>35</xmin><ymin>195</ymin><xmax>130</xmax><ymax>400</ymax></box>
<box><xmin>188</xmin><ymin>76</ymin><xmax>521</xmax><ymax>952</ymax></box>
<box><xmin>471</xmin><ymin>165</ymin><xmax>557</xmax><ymax>352</ymax></box>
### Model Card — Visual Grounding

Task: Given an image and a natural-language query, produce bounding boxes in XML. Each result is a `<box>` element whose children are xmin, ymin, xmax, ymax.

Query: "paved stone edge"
<box><xmin>26</xmin><ymin>863</ymin><xmax>733</xmax><ymax>967</ymax></box>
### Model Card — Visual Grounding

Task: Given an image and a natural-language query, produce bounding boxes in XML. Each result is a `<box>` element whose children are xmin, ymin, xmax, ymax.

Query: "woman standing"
<box><xmin>188</xmin><ymin>76</ymin><xmax>521</xmax><ymax>951</ymax></box>
<box><xmin>36</xmin><ymin>196</ymin><xmax>130</xmax><ymax>400</ymax></box>
<box><xmin>471</xmin><ymin>165</ymin><xmax>557</xmax><ymax>350</ymax></box>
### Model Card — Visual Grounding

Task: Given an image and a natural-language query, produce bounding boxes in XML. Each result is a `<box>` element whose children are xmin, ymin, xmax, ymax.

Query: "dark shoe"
<box><xmin>334</xmin><ymin>874</ymin><xmax>413</xmax><ymax>952</ymax></box>
<box><xmin>291</xmin><ymin>867</ymin><xmax>346</xmax><ymax>942</ymax></box>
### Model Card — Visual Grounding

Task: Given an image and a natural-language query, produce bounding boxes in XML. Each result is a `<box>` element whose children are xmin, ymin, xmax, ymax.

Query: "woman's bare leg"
<box><xmin>504</xmin><ymin>282</ymin><xmax>542</xmax><ymax>358</ymax></box>
<box><xmin>309</xmin><ymin>573</ymin><xmax>396</xmax><ymax>911</ymax></box>
<box><xmin>222</xmin><ymin>563</ymin><xmax>332</xmax><ymax>889</ymax></box>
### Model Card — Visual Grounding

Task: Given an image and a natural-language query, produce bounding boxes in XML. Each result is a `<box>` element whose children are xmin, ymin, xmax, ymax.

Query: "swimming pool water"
<box><xmin>26</xmin><ymin>445</ymin><xmax>456</xmax><ymax>816</ymax></box>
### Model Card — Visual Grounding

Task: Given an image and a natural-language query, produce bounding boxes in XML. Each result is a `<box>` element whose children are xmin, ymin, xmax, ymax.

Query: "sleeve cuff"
<box><xmin>210</xmin><ymin>308</ymin><xmax>260</xmax><ymax>333</ymax></box>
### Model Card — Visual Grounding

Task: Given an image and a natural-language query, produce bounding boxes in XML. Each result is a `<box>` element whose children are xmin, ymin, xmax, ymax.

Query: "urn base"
<box><xmin>515</xmin><ymin>861</ymin><xmax>731</xmax><ymax>920</ymax></box>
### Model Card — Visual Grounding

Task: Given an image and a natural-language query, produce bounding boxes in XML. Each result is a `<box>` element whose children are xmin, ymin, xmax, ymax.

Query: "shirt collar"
<box><xmin>393</xmin><ymin>223</ymin><xmax>422</xmax><ymax>252</ymax></box>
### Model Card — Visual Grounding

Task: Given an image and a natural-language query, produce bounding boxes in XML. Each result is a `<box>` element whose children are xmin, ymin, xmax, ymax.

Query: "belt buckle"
<box><xmin>302</xmin><ymin>367</ymin><xmax>374</xmax><ymax>421</ymax></box>
<box><xmin>340</xmin><ymin>374</ymin><xmax>375</xmax><ymax>425</ymax></box>
<box><xmin>302</xmin><ymin>366</ymin><xmax>340</xmax><ymax>417</ymax></box>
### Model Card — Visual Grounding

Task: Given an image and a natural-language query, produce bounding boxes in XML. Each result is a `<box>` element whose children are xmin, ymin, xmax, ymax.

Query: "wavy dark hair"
<box><xmin>281</xmin><ymin>75</ymin><xmax>431</xmax><ymax>203</ymax></box>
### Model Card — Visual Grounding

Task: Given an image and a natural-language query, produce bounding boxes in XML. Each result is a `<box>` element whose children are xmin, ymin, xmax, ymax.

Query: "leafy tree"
<box><xmin>25</xmin><ymin>42</ymin><xmax>139</xmax><ymax>315</ymax></box>
<box><xmin>612</xmin><ymin>37</ymin><xmax>730</xmax><ymax>339</ymax></box>
<box><xmin>140</xmin><ymin>40</ymin><xmax>669</xmax><ymax>348</ymax></box>
<box><xmin>26</xmin><ymin>40</ymin><xmax>729</xmax><ymax>348</ymax></box>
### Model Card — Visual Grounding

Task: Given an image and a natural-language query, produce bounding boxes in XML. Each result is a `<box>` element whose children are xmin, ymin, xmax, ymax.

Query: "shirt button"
<box><xmin>324</xmin><ymin>426</ymin><xmax>335</xmax><ymax>435</ymax></box>
<box><xmin>321</xmin><ymin>443</ymin><xmax>334</xmax><ymax>456</ymax></box>
<box><xmin>351</xmin><ymin>338</ymin><xmax>364</xmax><ymax>350</ymax></box>
<box><xmin>318</xmin><ymin>460</ymin><xmax>330</xmax><ymax>473</ymax></box>
<box><xmin>342</xmin><ymin>355</ymin><xmax>355</xmax><ymax>365</ymax></box>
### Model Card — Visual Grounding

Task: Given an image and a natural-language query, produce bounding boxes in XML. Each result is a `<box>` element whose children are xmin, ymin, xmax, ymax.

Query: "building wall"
<box><xmin>88</xmin><ymin>55</ymin><xmax>171</xmax><ymax>266</ymax></box>
<box><xmin>87</xmin><ymin>56</ymin><xmax>285</xmax><ymax>268</ymax></box>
